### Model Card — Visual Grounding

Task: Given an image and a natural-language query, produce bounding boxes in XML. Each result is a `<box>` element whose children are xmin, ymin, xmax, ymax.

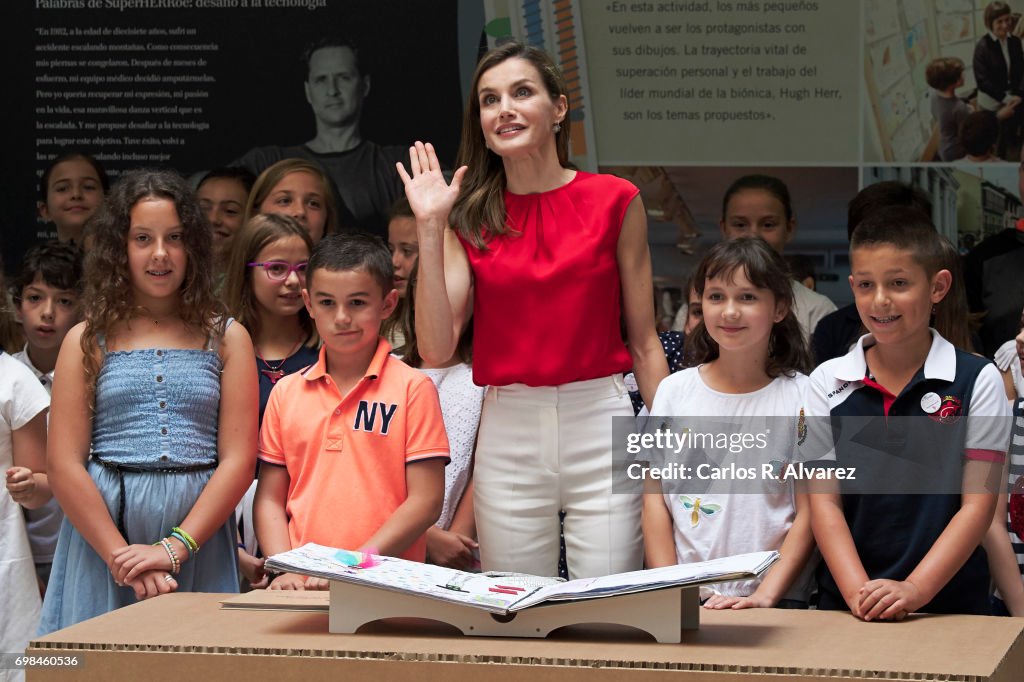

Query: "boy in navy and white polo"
<box><xmin>803</xmin><ymin>207</ymin><xmax>1010</xmax><ymax>620</ymax></box>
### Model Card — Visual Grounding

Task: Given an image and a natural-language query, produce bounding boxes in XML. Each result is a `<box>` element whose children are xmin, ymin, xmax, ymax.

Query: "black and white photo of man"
<box><xmin>234</xmin><ymin>36</ymin><xmax>407</xmax><ymax>239</ymax></box>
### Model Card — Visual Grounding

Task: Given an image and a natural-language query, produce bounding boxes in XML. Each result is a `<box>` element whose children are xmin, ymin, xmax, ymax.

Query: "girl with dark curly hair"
<box><xmin>38</xmin><ymin>169</ymin><xmax>258</xmax><ymax>633</ymax></box>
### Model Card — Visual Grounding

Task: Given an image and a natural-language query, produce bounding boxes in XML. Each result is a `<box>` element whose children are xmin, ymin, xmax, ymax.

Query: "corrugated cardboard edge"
<box><xmin>29</xmin><ymin>596</ymin><xmax>1024</xmax><ymax>680</ymax></box>
<box><xmin>28</xmin><ymin>640</ymin><xmax>996</xmax><ymax>680</ymax></box>
<box><xmin>219</xmin><ymin>590</ymin><xmax>329</xmax><ymax>611</ymax></box>
<box><xmin>990</xmin><ymin>626</ymin><xmax>1024</xmax><ymax>682</ymax></box>
<box><xmin>30</xmin><ymin>654</ymin><xmax>990</xmax><ymax>682</ymax></box>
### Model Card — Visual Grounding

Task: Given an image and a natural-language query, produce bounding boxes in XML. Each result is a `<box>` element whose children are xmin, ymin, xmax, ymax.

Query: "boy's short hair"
<box><xmin>784</xmin><ymin>253</ymin><xmax>817</xmax><ymax>283</ymax></box>
<box><xmin>850</xmin><ymin>206</ymin><xmax>945</xmax><ymax>277</ymax></box>
<box><xmin>960</xmin><ymin>111</ymin><xmax>998</xmax><ymax>156</ymax></box>
<box><xmin>307</xmin><ymin>232</ymin><xmax>393</xmax><ymax>295</ymax></box>
<box><xmin>847</xmin><ymin>181</ymin><xmax>933</xmax><ymax>240</ymax></box>
<box><xmin>10</xmin><ymin>240</ymin><xmax>84</xmax><ymax>304</ymax></box>
<box><xmin>925</xmin><ymin>57</ymin><xmax>965</xmax><ymax>91</ymax></box>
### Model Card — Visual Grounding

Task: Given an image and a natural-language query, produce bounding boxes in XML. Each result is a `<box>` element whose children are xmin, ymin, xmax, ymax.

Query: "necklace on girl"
<box><xmin>256</xmin><ymin>337</ymin><xmax>305</xmax><ymax>384</ymax></box>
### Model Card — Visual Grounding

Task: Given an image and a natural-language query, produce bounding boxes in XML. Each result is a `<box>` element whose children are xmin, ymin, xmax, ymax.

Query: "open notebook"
<box><xmin>258</xmin><ymin>544</ymin><xmax>779</xmax><ymax>616</ymax></box>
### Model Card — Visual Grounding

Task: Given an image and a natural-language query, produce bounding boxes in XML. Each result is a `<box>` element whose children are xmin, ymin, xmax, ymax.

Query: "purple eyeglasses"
<box><xmin>247</xmin><ymin>261</ymin><xmax>308</xmax><ymax>281</ymax></box>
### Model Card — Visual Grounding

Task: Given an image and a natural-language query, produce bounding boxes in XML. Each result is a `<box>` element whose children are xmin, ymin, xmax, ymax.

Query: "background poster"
<box><xmin>5</xmin><ymin>1</ymin><xmax>1022</xmax><ymax>312</ymax></box>
<box><xmin>5</xmin><ymin>0</ymin><xmax>477</xmax><ymax>269</ymax></box>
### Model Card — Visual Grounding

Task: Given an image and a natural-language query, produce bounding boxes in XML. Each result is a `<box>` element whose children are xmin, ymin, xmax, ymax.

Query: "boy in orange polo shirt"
<box><xmin>254</xmin><ymin>233</ymin><xmax>449</xmax><ymax>590</ymax></box>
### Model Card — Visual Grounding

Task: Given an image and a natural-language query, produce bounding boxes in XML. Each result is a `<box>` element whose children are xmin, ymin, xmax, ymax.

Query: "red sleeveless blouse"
<box><xmin>458</xmin><ymin>171</ymin><xmax>638</xmax><ymax>387</ymax></box>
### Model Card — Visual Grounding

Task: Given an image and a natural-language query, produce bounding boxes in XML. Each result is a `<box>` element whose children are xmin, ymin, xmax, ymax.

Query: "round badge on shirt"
<box><xmin>920</xmin><ymin>392</ymin><xmax>941</xmax><ymax>414</ymax></box>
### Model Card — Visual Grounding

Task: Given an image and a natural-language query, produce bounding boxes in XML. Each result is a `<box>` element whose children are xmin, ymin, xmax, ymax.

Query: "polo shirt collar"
<box><xmin>14</xmin><ymin>345</ymin><xmax>53</xmax><ymax>386</ymax></box>
<box><xmin>17</xmin><ymin>345</ymin><xmax>48</xmax><ymax>380</ymax></box>
<box><xmin>364</xmin><ymin>338</ymin><xmax>392</xmax><ymax>379</ymax></box>
<box><xmin>302</xmin><ymin>338</ymin><xmax>393</xmax><ymax>382</ymax></box>
<box><xmin>834</xmin><ymin>329</ymin><xmax>955</xmax><ymax>383</ymax></box>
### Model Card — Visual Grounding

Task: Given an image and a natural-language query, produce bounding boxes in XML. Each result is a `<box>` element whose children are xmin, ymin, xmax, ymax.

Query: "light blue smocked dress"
<box><xmin>39</xmin><ymin>329</ymin><xmax>239</xmax><ymax>635</ymax></box>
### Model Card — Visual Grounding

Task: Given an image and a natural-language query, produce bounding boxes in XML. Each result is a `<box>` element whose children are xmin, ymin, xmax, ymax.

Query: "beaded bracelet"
<box><xmin>172</xmin><ymin>526</ymin><xmax>199</xmax><ymax>555</ymax></box>
<box><xmin>160</xmin><ymin>538</ymin><xmax>180</xmax><ymax>575</ymax></box>
<box><xmin>169</xmin><ymin>539</ymin><xmax>181</xmax><ymax>574</ymax></box>
<box><xmin>162</xmin><ymin>538</ymin><xmax>180</xmax><ymax>575</ymax></box>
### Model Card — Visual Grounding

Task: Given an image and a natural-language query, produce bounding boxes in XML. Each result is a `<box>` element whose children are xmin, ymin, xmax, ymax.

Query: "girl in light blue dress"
<box><xmin>39</xmin><ymin>169</ymin><xmax>258</xmax><ymax>634</ymax></box>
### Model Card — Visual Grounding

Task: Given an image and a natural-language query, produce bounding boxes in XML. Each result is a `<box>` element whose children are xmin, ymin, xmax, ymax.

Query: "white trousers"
<box><xmin>473</xmin><ymin>375</ymin><xmax>642</xmax><ymax>579</ymax></box>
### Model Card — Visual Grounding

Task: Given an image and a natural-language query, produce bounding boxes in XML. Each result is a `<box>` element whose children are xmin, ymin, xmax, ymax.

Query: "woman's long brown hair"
<box><xmin>449</xmin><ymin>42</ymin><xmax>571</xmax><ymax>250</ymax></box>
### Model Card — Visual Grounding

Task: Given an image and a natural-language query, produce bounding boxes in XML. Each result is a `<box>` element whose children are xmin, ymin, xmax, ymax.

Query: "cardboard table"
<box><xmin>28</xmin><ymin>592</ymin><xmax>1024</xmax><ymax>681</ymax></box>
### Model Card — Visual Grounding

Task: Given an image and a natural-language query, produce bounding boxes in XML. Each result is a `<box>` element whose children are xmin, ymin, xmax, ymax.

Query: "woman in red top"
<box><xmin>398</xmin><ymin>42</ymin><xmax>667</xmax><ymax>579</ymax></box>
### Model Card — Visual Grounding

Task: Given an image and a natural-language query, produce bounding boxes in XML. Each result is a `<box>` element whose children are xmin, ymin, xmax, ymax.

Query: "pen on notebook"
<box><xmin>489</xmin><ymin>587</ymin><xmax>519</xmax><ymax>595</ymax></box>
<box><xmin>438</xmin><ymin>584</ymin><xmax>467</xmax><ymax>592</ymax></box>
<box><xmin>494</xmin><ymin>585</ymin><xmax>526</xmax><ymax>592</ymax></box>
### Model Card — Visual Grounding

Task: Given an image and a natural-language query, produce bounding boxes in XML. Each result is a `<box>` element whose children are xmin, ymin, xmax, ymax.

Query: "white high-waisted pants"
<box><xmin>473</xmin><ymin>375</ymin><xmax>642</xmax><ymax>579</ymax></box>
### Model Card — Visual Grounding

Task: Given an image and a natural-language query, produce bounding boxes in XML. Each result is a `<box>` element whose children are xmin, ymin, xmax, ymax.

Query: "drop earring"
<box><xmin>553</xmin><ymin>122</ymin><xmax>562</xmax><ymax>133</ymax></box>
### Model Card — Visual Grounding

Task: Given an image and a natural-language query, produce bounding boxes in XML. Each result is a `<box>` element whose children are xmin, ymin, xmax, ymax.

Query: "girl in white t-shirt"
<box><xmin>399</xmin><ymin>263</ymin><xmax>484</xmax><ymax>570</ymax></box>
<box><xmin>643</xmin><ymin>237</ymin><xmax>816</xmax><ymax>608</ymax></box>
<box><xmin>1</xmin><ymin>350</ymin><xmax>51</xmax><ymax>672</ymax></box>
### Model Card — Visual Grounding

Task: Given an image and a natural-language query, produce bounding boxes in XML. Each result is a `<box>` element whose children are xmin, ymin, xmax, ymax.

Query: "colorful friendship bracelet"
<box><xmin>172</xmin><ymin>526</ymin><xmax>199</xmax><ymax>555</ymax></box>
<box><xmin>170</xmin><ymin>531</ymin><xmax>194</xmax><ymax>560</ymax></box>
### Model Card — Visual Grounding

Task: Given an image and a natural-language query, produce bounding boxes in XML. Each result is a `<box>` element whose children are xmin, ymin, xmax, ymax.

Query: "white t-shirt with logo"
<box><xmin>650</xmin><ymin>366</ymin><xmax>815</xmax><ymax>601</ymax></box>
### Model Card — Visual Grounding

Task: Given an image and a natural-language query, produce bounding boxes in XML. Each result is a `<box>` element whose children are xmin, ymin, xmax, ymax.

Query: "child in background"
<box><xmin>196</xmin><ymin>167</ymin><xmax>255</xmax><ymax>276</ymax></box>
<box><xmin>813</xmin><ymin>182</ymin><xmax>981</xmax><ymax>362</ymax></box>
<box><xmin>400</xmin><ymin>265</ymin><xmax>484</xmax><ymax>570</ymax></box>
<box><xmin>37</xmin><ymin>151</ymin><xmax>109</xmax><ymax>245</ymax></box>
<box><xmin>643</xmin><ymin>237</ymin><xmax>816</xmax><ymax>608</ymax></box>
<box><xmin>934</xmin><ymin>237</ymin><xmax>984</xmax><ymax>353</ymax></box>
<box><xmin>222</xmin><ymin>214</ymin><xmax>319</xmax><ymax>587</ymax></box>
<box><xmin>38</xmin><ymin>169</ymin><xmax>258</xmax><ymax>633</ymax></box>
<box><xmin>382</xmin><ymin>197</ymin><xmax>418</xmax><ymax>349</ymax></box>
<box><xmin>994</xmin><ymin>316</ymin><xmax>1024</xmax><ymax>402</ymax></box>
<box><xmin>245</xmin><ymin>158</ymin><xmax>340</xmax><ymax>245</ymax></box>
<box><xmin>806</xmin><ymin>207</ymin><xmax>1009</xmax><ymax>619</ymax></box>
<box><xmin>223</xmin><ymin>214</ymin><xmax>319</xmax><ymax>425</ymax></box>
<box><xmin>671</xmin><ymin>275</ymin><xmax>703</xmax><ymax>335</ymax></box>
<box><xmin>10</xmin><ymin>242</ymin><xmax>83</xmax><ymax>387</ymax></box>
<box><xmin>960</xmin><ymin>111</ymin><xmax>1002</xmax><ymax>162</ymax></box>
<box><xmin>718</xmin><ymin>174</ymin><xmax>836</xmax><ymax>342</ymax></box>
<box><xmin>388</xmin><ymin>198</ymin><xmax>419</xmax><ymax>301</ymax></box>
<box><xmin>1</xmin><ymin>259</ymin><xmax>51</xmax><ymax>664</ymax></box>
<box><xmin>927</xmin><ymin>57</ymin><xmax>971</xmax><ymax>162</ymax></box>
<box><xmin>384</xmin><ymin>197</ymin><xmax>481</xmax><ymax>570</ymax></box>
<box><xmin>627</xmin><ymin>280</ymin><xmax>688</xmax><ymax>415</ymax></box>
<box><xmin>986</xmin><ymin>307</ymin><xmax>1024</xmax><ymax>616</ymax></box>
<box><xmin>10</xmin><ymin>241</ymin><xmax>83</xmax><ymax>589</ymax></box>
<box><xmin>254</xmin><ymin>234</ymin><xmax>447</xmax><ymax>589</ymax></box>
<box><xmin>680</xmin><ymin>276</ymin><xmax>703</xmax><ymax>335</ymax></box>
<box><xmin>0</xmin><ymin>266</ymin><xmax>25</xmax><ymax>353</ymax></box>
<box><xmin>224</xmin><ymin>214</ymin><xmax>316</xmax><ymax>581</ymax></box>
<box><xmin>784</xmin><ymin>254</ymin><xmax>817</xmax><ymax>293</ymax></box>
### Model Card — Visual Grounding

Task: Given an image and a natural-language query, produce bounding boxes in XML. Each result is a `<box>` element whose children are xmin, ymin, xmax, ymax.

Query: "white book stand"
<box><xmin>329</xmin><ymin>580</ymin><xmax>701</xmax><ymax>643</ymax></box>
